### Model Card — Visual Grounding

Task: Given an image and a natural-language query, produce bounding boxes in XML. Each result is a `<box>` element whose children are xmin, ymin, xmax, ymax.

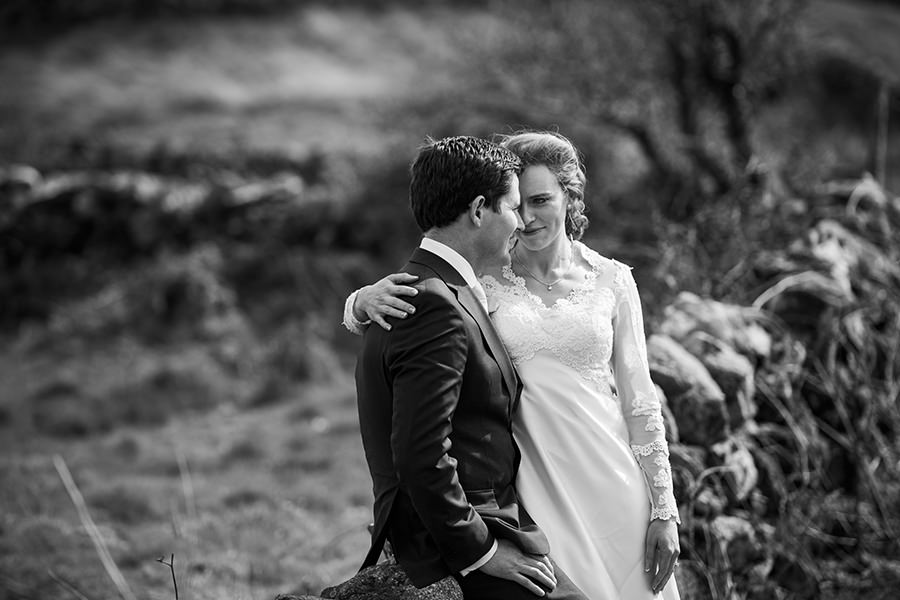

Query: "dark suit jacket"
<box><xmin>355</xmin><ymin>247</ymin><xmax>550</xmax><ymax>587</ymax></box>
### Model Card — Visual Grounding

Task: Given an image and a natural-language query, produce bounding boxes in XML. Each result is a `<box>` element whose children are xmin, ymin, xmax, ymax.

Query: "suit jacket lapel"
<box><xmin>454</xmin><ymin>284</ymin><xmax>519</xmax><ymax>404</ymax></box>
<box><xmin>409</xmin><ymin>248</ymin><xmax>519</xmax><ymax>403</ymax></box>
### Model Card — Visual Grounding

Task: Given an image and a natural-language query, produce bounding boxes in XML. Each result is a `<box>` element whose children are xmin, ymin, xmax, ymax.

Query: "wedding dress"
<box><xmin>481</xmin><ymin>240</ymin><xmax>680</xmax><ymax>600</ymax></box>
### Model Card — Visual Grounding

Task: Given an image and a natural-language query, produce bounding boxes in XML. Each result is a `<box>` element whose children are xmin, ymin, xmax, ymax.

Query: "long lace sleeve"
<box><xmin>341</xmin><ymin>289</ymin><xmax>371</xmax><ymax>335</ymax></box>
<box><xmin>611</xmin><ymin>263</ymin><xmax>680</xmax><ymax>523</ymax></box>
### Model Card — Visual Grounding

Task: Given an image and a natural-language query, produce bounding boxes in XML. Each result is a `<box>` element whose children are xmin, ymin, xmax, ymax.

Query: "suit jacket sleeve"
<box><xmin>386</xmin><ymin>287</ymin><xmax>495</xmax><ymax>572</ymax></box>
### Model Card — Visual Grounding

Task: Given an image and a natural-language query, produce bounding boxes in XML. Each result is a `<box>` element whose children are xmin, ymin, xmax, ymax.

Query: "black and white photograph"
<box><xmin>1</xmin><ymin>1</ymin><xmax>899</xmax><ymax>599</ymax></box>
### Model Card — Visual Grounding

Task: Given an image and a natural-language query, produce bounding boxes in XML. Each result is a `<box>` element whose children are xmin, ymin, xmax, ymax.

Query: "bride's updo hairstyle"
<box><xmin>499</xmin><ymin>131</ymin><xmax>589</xmax><ymax>241</ymax></box>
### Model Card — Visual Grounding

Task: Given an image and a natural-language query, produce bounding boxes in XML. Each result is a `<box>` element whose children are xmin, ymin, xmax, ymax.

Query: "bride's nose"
<box><xmin>519</xmin><ymin>204</ymin><xmax>534</xmax><ymax>224</ymax></box>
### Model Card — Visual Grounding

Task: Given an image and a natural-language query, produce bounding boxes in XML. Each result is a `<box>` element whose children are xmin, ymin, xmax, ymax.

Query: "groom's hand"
<box><xmin>478</xmin><ymin>539</ymin><xmax>557</xmax><ymax>596</ymax></box>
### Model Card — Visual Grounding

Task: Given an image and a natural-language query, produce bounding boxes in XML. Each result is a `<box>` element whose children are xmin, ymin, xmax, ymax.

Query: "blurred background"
<box><xmin>1</xmin><ymin>0</ymin><xmax>899</xmax><ymax>598</ymax></box>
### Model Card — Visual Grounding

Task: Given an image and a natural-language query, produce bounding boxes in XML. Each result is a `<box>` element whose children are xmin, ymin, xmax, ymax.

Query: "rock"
<box><xmin>668</xmin><ymin>443</ymin><xmax>706</xmax><ymax>504</ymax></box>
<box><xmin>659</xmin><ymin>292</ymin><xmax>772</xmax><ymax>364</ymax></box>
<box><xmin>745</xmin><ymin>427</ymin><xmax>789</xmax><ymax>517</ymax></box>
<box><xmin>751</xmin><ymin>270</ymin><xmax>854</xmax><ymax>341</ymax></box>
<box><xmin>768</xmin><ymin>550</ymin><xmax>820</xmax><ymax>599</ymax></box>
<box><xmin>710</xmin><ymin>516</ymin><xmax>768</xmax><ymax>575</ymax></box>
<box><xmin>647</xmin><ymin>334</ymin><xmax>729</xmax><ymax>446</ymax></box>
<box><xmin>681</xmin><ymin>332</ymin><xmax>757</xmax><ymax>429</ymax></box>
<box><xmin>317</xmin><ymin>563</ymin><xmax>462</xmax><ymax>600</ymax></box>
<box><xmin>230</xmin><ymin>171</ymin><xmax>304</xmax><ymax>205</ymax></box>
<box><xmin>807</xmin><ymin>219</ymin><xmax>900</xmax><ymax>289</ymax></box>
<box><xmin>0</xmin><ymin>163</ymin><xmax>42</xmax><ymax>190</ymax></box>
<box><xmin>0</xmin><ymin>164</ymin><xmax>42</xmax><ymax>219</ymax></box>
<box><xmin>710</xmin><ymin>437</ymin><xmax>759</xmax><ymax>504</ymax></box>
<box><xmin>694</xmin><ymin>486</ymin><xmax>727</xmax><ymax>518</ymax></box>
<box><xmin>647</xmin><ymin>334</ymin><xmax>726</xmax><ymax>400</ymax></box>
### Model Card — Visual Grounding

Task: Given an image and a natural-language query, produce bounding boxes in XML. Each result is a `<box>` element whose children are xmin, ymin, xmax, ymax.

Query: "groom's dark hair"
<box><xmin>409</xmin><ymin>136</ymin><xmax>522</xmax><ymax>232</ymax></box>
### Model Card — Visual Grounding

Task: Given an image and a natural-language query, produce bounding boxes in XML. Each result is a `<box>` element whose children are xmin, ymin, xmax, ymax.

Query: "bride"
<box><xmin>343</xmin><ymin>131</ymin><xmax>680</xmax><ymax>599</ymax></box>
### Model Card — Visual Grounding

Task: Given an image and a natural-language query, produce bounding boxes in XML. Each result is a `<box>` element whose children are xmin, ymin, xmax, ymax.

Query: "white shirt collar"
<box><xmin>419</xmin><ymin>237</ymin><xmax>479</xmax><ymax>288</ymax></box>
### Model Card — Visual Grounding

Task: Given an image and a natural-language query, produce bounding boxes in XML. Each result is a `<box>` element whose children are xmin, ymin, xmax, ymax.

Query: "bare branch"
<box><xmin>156</xmin><ymin>554</ymin><xmax>179</xmax><ymax>600</ymax></box>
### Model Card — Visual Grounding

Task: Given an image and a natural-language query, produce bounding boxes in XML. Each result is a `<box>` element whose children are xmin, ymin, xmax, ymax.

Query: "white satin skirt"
<box><xmin>513</xmin><ymin>354</ymin><xmax>680</xmax><ymax>600</ymax></box>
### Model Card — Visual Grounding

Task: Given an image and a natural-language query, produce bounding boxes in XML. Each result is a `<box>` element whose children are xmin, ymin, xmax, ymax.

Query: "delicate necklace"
<box><xmin>514</xmin><ymin>244</ymin><xmax>573</xmax><ymax>291</ymax></box>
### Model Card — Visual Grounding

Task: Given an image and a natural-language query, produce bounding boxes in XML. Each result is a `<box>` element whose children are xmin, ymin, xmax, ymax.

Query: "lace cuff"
<box><xmin>342</xmin><ymin>289</ymin><xmax>371</xmax><ymax>335</ymax></box>
<box><xmin>631</xmin><ymin>441</ymin><xmax>681</xmax><ymax>523</ymax></box>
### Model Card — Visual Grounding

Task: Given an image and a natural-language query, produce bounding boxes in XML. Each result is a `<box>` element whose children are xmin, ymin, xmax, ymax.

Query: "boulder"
<box><xmin>767</xmin><ymin>551</ymin><xmax>820</xmax><ymax>599</ymax></box>
<box><xmin>694</xmin><ymin>486</ymin><xmax>728</xmax><ymax>518</ymax></box>
<box><xmin>327</xmin><ymin>563</ymin><xmax>461</xmax><ymax>600</ymax></box>
<box><xmin>681</xmin><ymin>332</ymin><xmax>757</xmax><ymax>429</ymax></box>
<box><xmin>0</xmin><ymin>164</ymin><xmax>42</xmax><ymax>220</ymax></box>
<box><xmin>659</xmin><ymin>292</ymin><xmax>772</xmax><ymax>364</ymax></box>
<box><xmin>807</xmin><ymin>219</ymin><xmax>900</xmax><ymax>289</ymax></box>
<box><xmin>647</xmin><ymin>334</ymin><xmax>729</xmax><ymax>446</ymax></box>
<box><xmin>276</xmin><ymin>563</ymin><xmax>461</xmax><ymax>600</ymax></box>
<box><xmin>668</xmin><ymin>443</ymin><xmax>706</xmax><ymax>504</ymax></box>
<box><xmin>709</xmin><ymin>516</ymin><xmax>768</xmax><ymax>576</ymax></box>
<box><xmin>710</xmin><ymin>437</ymin><xmax>759</xmax><ymax>504</ymax></box>
<box><xmin>745</xmin><ymin>426</ymin><xmax>791</xmax><ymax>517</ymax></box>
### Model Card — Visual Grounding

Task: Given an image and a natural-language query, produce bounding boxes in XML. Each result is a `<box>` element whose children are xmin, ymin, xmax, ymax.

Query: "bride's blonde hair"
<box><xmin>498</xmin><ymin>131</ymin><xmax>589</xmax><ymax>241</ymax></box>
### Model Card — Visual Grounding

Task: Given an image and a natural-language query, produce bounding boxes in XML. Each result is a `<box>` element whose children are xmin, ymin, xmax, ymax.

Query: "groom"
<box><xmin>354</xmin><ymin>136</ymin><xmax>586</xmax><ymax>599</ymax></box>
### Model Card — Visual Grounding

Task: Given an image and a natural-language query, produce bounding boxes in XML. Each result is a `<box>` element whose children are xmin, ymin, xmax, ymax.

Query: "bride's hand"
<box><xmin>644</xmin><ymin>518</ymin><xmax>679</xmax><ymax>594</ymax></box>
<box><xmin>355</xmin><ymin>273</ymin><xmax>419</xmax><ymax>331</ymax></box>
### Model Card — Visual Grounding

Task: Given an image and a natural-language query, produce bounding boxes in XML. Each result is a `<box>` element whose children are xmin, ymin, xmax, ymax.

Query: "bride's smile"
<box><xmin>515</xmin><ymin>164</ymin><xmax>570</xmax><ymax>255</ymax></box>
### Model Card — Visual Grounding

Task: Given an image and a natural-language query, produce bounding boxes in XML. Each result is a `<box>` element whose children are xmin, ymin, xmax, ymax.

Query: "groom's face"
<box><xmin>478</xmin><ymin>173</ymin><xmax>523</xmax><ymax>266</ymax></box>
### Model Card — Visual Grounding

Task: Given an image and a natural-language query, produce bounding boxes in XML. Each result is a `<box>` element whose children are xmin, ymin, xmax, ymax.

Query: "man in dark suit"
<box><xmin>354</xmin><ymin>136</ymin><xmax>587</xmax><ymax>599</ymax></box>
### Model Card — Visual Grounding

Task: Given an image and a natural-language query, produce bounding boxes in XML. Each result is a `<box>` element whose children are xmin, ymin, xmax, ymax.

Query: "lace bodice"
<box><xmin>480</xmin><ymin>241</ymin><xmax>680</xmax><ymax>522</ymax></box>
<box><xmin>481</xmin><ymin>247</ymin><xmax>617</xmax><ymax>389</ymax></box>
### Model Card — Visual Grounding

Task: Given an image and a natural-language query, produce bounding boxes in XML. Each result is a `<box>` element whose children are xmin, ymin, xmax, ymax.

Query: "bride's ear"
<box><xmin>468</xmin><ymin>195</ymin><xmax>486</xmax><ymax>226</ymax></box>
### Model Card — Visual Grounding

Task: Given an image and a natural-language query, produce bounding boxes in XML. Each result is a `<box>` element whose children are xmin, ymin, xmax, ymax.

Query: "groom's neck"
<box><xmin>424</xmin><ymin>228</ymin><xmax>482</xmax><ymax>273</ymax></box>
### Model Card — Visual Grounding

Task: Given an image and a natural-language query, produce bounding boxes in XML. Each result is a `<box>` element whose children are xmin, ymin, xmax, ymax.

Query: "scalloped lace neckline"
<box><xmin>497</xmin><ymin>241</ymin><xmax>605</xmax><ymax>310</ymax></box>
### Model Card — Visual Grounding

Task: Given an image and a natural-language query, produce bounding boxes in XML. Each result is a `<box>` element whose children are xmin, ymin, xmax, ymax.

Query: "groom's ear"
<box><xmin>468</xmin><ymin>195</ymin><xmax>486</xmax><ymax>226</ymax></box>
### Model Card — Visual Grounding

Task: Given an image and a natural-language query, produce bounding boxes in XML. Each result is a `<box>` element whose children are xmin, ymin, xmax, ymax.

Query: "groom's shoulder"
<box><xmin>404</xmin><ymin>267</ymin><xmax>457</xmax><ymax>306</ymax></box>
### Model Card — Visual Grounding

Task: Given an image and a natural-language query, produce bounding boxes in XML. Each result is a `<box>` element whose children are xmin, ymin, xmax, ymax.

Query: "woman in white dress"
<box><xmin>344</xmin><ymin>131</ymin><xmax>680</xmax><ymax>599</ymax></box>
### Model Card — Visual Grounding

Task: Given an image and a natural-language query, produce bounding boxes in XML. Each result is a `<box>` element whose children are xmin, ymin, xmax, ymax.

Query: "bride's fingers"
<box><xmin>371</xmin><ymin>313</ymin><xmax>393</xmax><ymax>331</ymax></box>
<box><xmin>384</xmin><ymin>296</ymin><xmax>416</xmax><ymax>315</ymax></box>
<box><xmin>389</xmin><ymin>284</ymin><xmax>419</xmax><ymax>299</ymax></box>
<box><xmin>652</xmin><ymin>548</ymin><xmax>679</xmax><ymax>594</ymax></box>
<box><xmin>386</xmin><ymin>273</ymin><xmax>418</xmax><ymax>284</ymax></box>
<box><xmin>382</xmin><ymin>306</ymin><xmax>411</xmax><ymax>319</ymax></box>
<box><xmin>643</xmin><ymin>536</ymin><xmax>656</xmax><ymax>574</ymax></box>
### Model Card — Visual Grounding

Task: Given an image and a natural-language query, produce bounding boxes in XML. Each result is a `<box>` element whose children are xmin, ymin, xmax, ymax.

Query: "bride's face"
<box><xmin>515</xmin><ymin>164</ymin><xmax>568</xmax><ymax>252</ymax></box>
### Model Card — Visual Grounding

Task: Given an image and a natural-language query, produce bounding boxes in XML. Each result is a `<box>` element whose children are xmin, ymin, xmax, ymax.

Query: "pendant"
<box><xmin>547</xmin><ymin>285</ymin><xmax>553</xmax><ymax>291</ymax></box>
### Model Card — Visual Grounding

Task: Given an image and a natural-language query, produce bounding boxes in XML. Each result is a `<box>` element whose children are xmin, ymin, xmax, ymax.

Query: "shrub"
<box><xmin>87</xmin><ymin>485</ymin><xmax>159</xmax><ymax>525</ymax></box>
<box><xmin>29</xmin><ymin>382</ymin><xmax>112</xmax><ymax>438</ymax></box>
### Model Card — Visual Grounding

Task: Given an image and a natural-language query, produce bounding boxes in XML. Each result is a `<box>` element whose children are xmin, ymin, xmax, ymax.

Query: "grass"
<box><xmin>0</xmin><ymin>342</ymin><xmax>370</xmax><ymax>599</ymax></box>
